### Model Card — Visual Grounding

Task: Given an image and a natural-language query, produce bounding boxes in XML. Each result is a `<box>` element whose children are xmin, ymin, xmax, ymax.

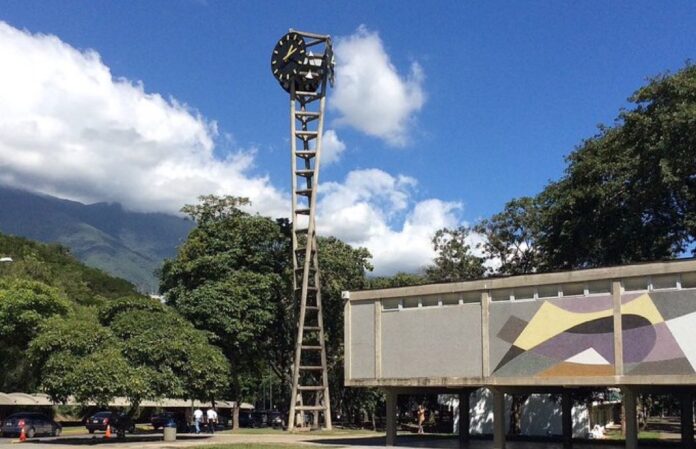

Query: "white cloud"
<box><xmin>317</xmin><ymin>168</ymin><xmax>464</xmax><ymax>275</ymax></box>
<box><xmin>0</xmin><ymin>21</ymin><xmax>287</xmax><ymax>216</ymax></box>
<box><xmin>332</xmin><ymin>26</ymin><xmax>426</xmax><ymax>146</ymax></box>
<box><xmin>320</xmin><ymin>129</ymin><xmax>346</xmax><ymax>165</ymax></box>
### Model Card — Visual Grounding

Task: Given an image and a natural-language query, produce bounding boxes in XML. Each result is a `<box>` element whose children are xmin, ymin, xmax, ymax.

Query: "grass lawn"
<box><xmin>604</xmin><ymin>428</ymin><xmax>663</xmax><ymax>440</ymax></box>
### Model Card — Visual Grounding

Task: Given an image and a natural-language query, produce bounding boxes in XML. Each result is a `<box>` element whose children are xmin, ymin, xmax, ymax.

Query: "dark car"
<box><xmin>238</xmin><ymin>411</ymin><xmax>262</xmax><ymax>428</ymax></box>
<box><xmin>1</xmin><ymin>412</ymin><xmax>62</xmax><ymax>438</ymax></box>
<box><xmin>85</xmin><ymin>411</ymin><xmax>135</xmax><ymax>436</ymax></box>
<box><xmin>268</xmin><ymin>411</ymin><xmax>285</xmax><ymax>429</ymax></box>
<box><xmin>151</xmin><ymin>412</ymin><xmax>188</xmax><ymax>432</ymax></box>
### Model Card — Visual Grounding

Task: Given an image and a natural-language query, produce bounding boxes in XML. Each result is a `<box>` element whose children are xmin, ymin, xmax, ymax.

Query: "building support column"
<box><xmin>623</xmin><ymin>387</ymin><xmax>637</xmax><ymax>449</ymax></box>
<box><xmin>385</xmin><ymin>389</ymin><xmax>397</xmax><ymax>447</ymax></box>
<box><xmin>562</xmin><ymin>391</ymin><xmax>573</xmax><ymax>449</ymax></box>
<box><xmin>682</xmin><ymin>390</ymin><xmax>694</xmax><ymax>449</ymax></box>
<box><xmin>458</xmin><ymin>389</ymin><xmax>470</xmax><ymax>447</ymax></box>
<box><xmin>493</xmin><ymin>389</ymin><xmax>506</xmax><ymax>449</ymax></box>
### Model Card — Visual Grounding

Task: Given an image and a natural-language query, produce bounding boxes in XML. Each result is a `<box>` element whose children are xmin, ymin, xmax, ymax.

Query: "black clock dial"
<box><xmin>271</xmin><ymin>32</ymin><xmax>306</xmax><ymax>91</ymax></box>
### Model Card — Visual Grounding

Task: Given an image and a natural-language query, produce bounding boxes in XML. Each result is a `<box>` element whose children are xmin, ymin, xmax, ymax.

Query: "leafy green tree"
<box><xmin>0</xmin><ymin>279</ymin><xmax>71</xmax><ymax>392</ymax></box>
<box><xmin>425</xmin><ymin>227</ymin><xmax>486</xmax><ymax>282</ymax></box>
<box><xmin>366</xmin><ymin>272</ymin><xmax>427</xmax><ymax>289</ymax></box>
<box><xmin>538</xmin><ymin>64</ymin><xmax>696</xmax><ymax>269</ymax></box>
<box><xmin>161</xmin><ymin>195</ymin><xmax>380</xmax><ymax>428</ymax></box>
<box><xmin>475</xmin><ymin>197</ymin><xmax>543</xmax><ymax>275</ymax></box>
<box><xmin>161</xmin><ymin>195</ymin><xmax>287</xmax><ymax>429</ymax></box>
<box><xmin>29</xmin><ymin>297</ymin><xmax>229</xmax><ymax>408</ymax></box>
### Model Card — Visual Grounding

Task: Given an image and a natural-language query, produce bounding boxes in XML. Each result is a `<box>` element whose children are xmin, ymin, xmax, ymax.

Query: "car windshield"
<box><xmin>93</xmin><ymin>412</ymin><xmax>112</xmax><ymax>417</ymax></box>
<box><xmin>8</xmin><ymin>413</ymin><xmax>33</xmax><ymax>419</ymax></box>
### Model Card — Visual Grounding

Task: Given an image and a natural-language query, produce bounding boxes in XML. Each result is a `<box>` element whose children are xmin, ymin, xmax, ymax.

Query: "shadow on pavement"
<box><xmin>24</xmin><ymin>434</ymin><xmax>213</xmax><ymax>445</ymax></box>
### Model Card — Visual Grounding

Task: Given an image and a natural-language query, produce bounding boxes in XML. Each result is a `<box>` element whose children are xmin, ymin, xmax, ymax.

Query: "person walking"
<box><xmin>417</xmin><ymin>404</ymin><xmax>426</xmax><ymax>435</ymax></box>
<box><xmin>193</xmin><ymin>408</ymin><xmax>203</xmax><ymax>434</ymax></box>
<box><xmin>206</xmin><ymin>408</ymin><xmax>218</xmax><ymax>434</ymax></box>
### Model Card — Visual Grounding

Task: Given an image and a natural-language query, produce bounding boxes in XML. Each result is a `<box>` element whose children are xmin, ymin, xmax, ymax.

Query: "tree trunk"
<box><xmin>508</xmin><ymin>394</ymin><xmax>528</xmax><ymax>435</ymax></box>
<box><xmin>233</xmin><ymin>404</ymin><xmax>240</xmax><ymax>431</ymax></box>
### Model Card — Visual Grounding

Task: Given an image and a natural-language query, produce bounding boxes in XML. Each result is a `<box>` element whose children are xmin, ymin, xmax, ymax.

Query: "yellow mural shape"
<box><xmin>622</xmin><ymin>293</ymin><xmax>663</xmax><ymax>325</ymax></box>
<box><xmin>513</xmin><ymin>302</ymin><xmax>612</xmax><ymax>350</ymax></box>
<box><xmin>513</xmin><ymin>293</ymin><xmax>664</xmax><ymax>351</ymax></box>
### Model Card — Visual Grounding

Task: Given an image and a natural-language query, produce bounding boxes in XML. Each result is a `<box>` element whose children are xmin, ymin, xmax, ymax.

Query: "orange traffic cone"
<box><xmin>19</xmin><ymin>426</ymin><xmax>26</xmax><ymax>442</ymax></box>
<box><xmin>104</xmin><ymin>425</ymin><xmax>111</xmax><ymax>439</ymax></box>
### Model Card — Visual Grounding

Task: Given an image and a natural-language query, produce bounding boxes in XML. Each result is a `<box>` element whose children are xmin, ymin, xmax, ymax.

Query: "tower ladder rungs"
<box><xmin>295</xmin><ymin>405</ymin><xmax>327</xmax><ymax>412</ymax></box>
<box><xmin>297</xmin><ymin>386</ymin><xmax>325</xmax><ymax>391</ymax></box>
<box><xmin>295</xmin><ymin>208</ymin><xmax>310</xmax><ymax>215</ymax></box>
<box><xmin>295</xmin><ymin>169</ymin><xmax>314</xmax><ymax>177</ymax></box>
<box><xmin>295</xmin><ymin>151</ymin><xmax>317</xmax><ymax>158</ymax></box>
<box><xmin>296</xmin><ymin>111</ymin><xmax>320</xmax><ymax>118</ymax></box>
<box><xmin>301</xmin><ymin>345</ymin><xmax>323</xmax><ymax>350</ymax></box>
<box><xmin>299</xmin><ymin>365</ymin><xmax>324</xmax><ymax>371</ymax></box>
<box><xmin>295</xmin><ymin>189</ymin><xmax>313</xmax><ymax>196</ymax></box>
<box><xmin>295</xmin><ymin>90</ymin><xmax>321</xmax><ymax>97</ymax></box>
<box><xmin>296</xmin><ymin>131</ymin><xmax>318</xmax><ymax>139</ymax></box>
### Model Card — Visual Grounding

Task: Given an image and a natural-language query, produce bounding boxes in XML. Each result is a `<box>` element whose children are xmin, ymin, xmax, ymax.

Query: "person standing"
<box><xmin>193</xmin><ymin>408</ymin><xmax>203</xmax><ymax>434</ymax></box>
<box><xmin>417</xmin><ymin>404</ymin><xmax>426</xmax><ymax>435</ymax></box>
<box><xmin>206</xmin><ymin>408</ymin><xmax>218</xmax><ymax>434</ymax></box>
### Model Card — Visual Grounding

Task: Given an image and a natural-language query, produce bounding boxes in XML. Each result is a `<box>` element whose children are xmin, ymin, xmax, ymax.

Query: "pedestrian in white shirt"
<box><xmin>206</xmin><ymin>408</ymin><xmax>218</xmax><ymax>434</ymax></box>
<box><xmin>193</xmin><ymin>408</ymin><xmax>203</xmax><ymax>434</ymax></box>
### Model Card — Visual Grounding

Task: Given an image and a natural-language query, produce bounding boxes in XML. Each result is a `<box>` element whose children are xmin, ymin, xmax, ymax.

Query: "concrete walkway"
<box><xmin>0</xmin><ymin>432</ymin><xmax>679</xmax><ymax>449</ymax></box>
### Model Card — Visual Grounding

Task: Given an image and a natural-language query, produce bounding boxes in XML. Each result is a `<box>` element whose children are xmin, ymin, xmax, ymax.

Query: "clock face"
<box><xmin>271</xmin><ymin>32</ymin><xmax>306</xmax><ymax>91</ymax></box>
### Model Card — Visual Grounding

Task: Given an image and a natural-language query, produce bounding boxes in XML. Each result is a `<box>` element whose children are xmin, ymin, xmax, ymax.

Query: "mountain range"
<box><xmin>0</xmin><ymin>186</ymin><xmax>193</xmax><ymax>292</ymax></box>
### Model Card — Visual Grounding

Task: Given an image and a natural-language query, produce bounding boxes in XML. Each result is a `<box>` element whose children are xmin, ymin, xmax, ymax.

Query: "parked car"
<box><xmin>238</xmin><ymin>411</ymin><xmax>262</xmax><ymax>428</ymax></box>
<box><xmin>1</xmin><ymin>412</ymin><xmax>62</xmax><ymax>438</ymax></box>
<box><xmin>268</xmin><ymin>411</ymin><xmax>285</xmax><ymax>429</ymax></box>
<box><xmin>85</xmin><ymin>411</ymin><xmax>135</xmax><ymax>436</ymax></box>
<box><xmin>151</xmin><ymin>412</ymin><xmax>189</xmax><ymax>432</ymax></box>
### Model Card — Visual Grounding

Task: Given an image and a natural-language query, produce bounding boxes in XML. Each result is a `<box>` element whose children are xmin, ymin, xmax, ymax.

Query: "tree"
<box><xmin>28</xmin><ymin>295</ymin><xmax>229</xmax><ymax>408</ymax></box>
<box><xmin>161</xmin><ymin>195</ymin><xmax>287</xmax><ymax>429</ymax></box>
<box><xmin>0</xmin><ymin>279</ymin><xmax>71</xmax><ymax>392</ymax></box>
<box><xmin>425</xmin><ymin>227</ymin><xmax>486</xmax><ymax>282</ymax></box>
<box><xmin>538</xmin><ymin>64</ymin><xmax>696</xmax><ymax>269</ymax></box>
<box><xmin>366</xmin><ymin>272</ymin><xmax>427</xmax><ymax>289</ymax></box>
<box><xmin>161</xmin><ymin>195</ymin><xmax>381</xmax><ymax>428</ymax></box>
<box><xmin>475</xmin><ymin>197</ymin><xmax>543</xmax><ymax>275</ymax></box>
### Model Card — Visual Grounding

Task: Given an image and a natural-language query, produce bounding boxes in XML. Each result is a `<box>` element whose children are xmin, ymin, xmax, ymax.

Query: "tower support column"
<box><xmin>622</xmin><ymin>387</ymin><xmax>637</xmax><ymax>449</ymax></box>
<box><xmin>682</xmin><ymin>390</ymin><xmax>694</xmax><ymax>449</ymax></box>
<box><xmin>385</xmin><ymin>389</ymin><xmax>397</xmax><ymax>447</ymax></box>
<box><xmin>458</xmin><ymin>389</ymin><xmax>470</xmax><ymax>447</ymax></box>
<box><xmin>493</xmin><ymin>389</ymin><xmax>506</xmax><ymax>449</ymax></box>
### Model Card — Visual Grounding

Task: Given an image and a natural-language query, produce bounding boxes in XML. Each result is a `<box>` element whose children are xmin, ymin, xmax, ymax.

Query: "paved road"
<box><xmin>0</xmin><ymin>432</ymin><xmax>680</xmax><ymax>449</ymax></box>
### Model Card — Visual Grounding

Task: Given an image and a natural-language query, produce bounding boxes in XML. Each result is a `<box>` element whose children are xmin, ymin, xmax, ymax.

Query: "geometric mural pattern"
<box><xmin>490</xmin><ymin>289</ymin><xmax>696</xmax><ymax>378</ymax></box>
<box><xmin>623</xmin><ymin>292</ymin><xmax>696</xmax><ymax>375</ymax></box>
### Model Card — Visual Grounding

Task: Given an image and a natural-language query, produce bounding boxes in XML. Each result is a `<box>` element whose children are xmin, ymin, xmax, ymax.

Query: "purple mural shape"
<box><xmin>622</xmin><ymin>319</ymin><xmax>657</xmax><ymax>363</ymax></box>
<box><xmin>643</xmin><ymin>322</ymin><xmax>685</xmax><ymax>362</ymax></box>
<box><xmin>530</xmin><ymin>329</ymin><xmax>615</xmax><ymax>363</ymax></box>
<box><xmin>553</xmin><ymin>295</ymin><xmax>614</xmax><ymax>313</ymax></box>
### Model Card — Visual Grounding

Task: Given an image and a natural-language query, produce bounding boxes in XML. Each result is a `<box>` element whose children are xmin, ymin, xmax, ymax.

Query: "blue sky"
<box><xmin>0</xmin><ymin>1</ymin><xmax>694</xmax><ymax>274</ymax></box>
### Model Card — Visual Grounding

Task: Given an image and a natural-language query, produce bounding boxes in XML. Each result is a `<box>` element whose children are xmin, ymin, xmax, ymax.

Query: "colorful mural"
<box><xmin>490</xmin><ymin>289</ymin><xmax>696</xmax><ymax>378</ymax></box>
<box><xmin>622</xmin><ymin>291</ymin><xmax>696</xmax><ymax>375</ymax></box>
<box><xmin>490</xmin><ymin>295</ymin><xmax>616</xmax><ymax>377</ymax></box>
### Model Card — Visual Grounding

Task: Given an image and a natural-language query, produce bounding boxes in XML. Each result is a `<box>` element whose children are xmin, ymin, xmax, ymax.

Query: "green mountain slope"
<box><xmin>0</xmin><ymin>233</ymin><xmax>140</xmax><ymax>304</ymax></box>
<box><xmin>0</xmin><ymin>187</ymin><xmax>193</xmax><ymax>292</ymax></box>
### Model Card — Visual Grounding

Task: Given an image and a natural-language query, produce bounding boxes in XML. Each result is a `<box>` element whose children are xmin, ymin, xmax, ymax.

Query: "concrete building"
<box><xmin>343</xmin><ymin>259</ymin><xmax>696</xmax><ymax>449</ymax></box>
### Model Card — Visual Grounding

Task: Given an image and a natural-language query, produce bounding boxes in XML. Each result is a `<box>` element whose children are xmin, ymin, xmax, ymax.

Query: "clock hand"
<box><xmin>283</xmin><ymin>45</ymin><xmax>298</xmax><ymax>61</ymax></box>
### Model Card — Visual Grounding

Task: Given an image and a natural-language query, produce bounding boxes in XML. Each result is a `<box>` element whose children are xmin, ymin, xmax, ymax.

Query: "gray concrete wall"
<box><xmin>348</xmin><ymin>301</ymin><xmax>375</xmax><ymax>379</ymax></box>
<box><xmin>380</xmin><ymin>304</ymin><xmax>482</xmax><ymax>378</ymax></box>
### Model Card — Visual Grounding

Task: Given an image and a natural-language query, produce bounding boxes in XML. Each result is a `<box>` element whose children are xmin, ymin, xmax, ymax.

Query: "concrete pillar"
<box><xmin>458</xmin><ymin>389</ymin><xmax>470</xmax><ymax>447</ymax></box>
<box><xmin>562</xmin><ymin>392</ymin><xmax>573</xmax><ymax>449</ymax></box>
<box><xmin>623</xmin><ymin>388</ymin><xmax>637</xmax><ymax>449</ymax></box>
<box><xmin>493</xmin><ymin>389</ymin><xmax>506</xmax><ymax>449</ymax></box>
<box><xmin>681</xmin><ymin>391</ymin><xmax>694</xmax><ymax>449</ymax></box>
<box><xmin>385</xmin><ymin>390</ymin><xmax>397</xmax><ymax>447</ymax></box>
